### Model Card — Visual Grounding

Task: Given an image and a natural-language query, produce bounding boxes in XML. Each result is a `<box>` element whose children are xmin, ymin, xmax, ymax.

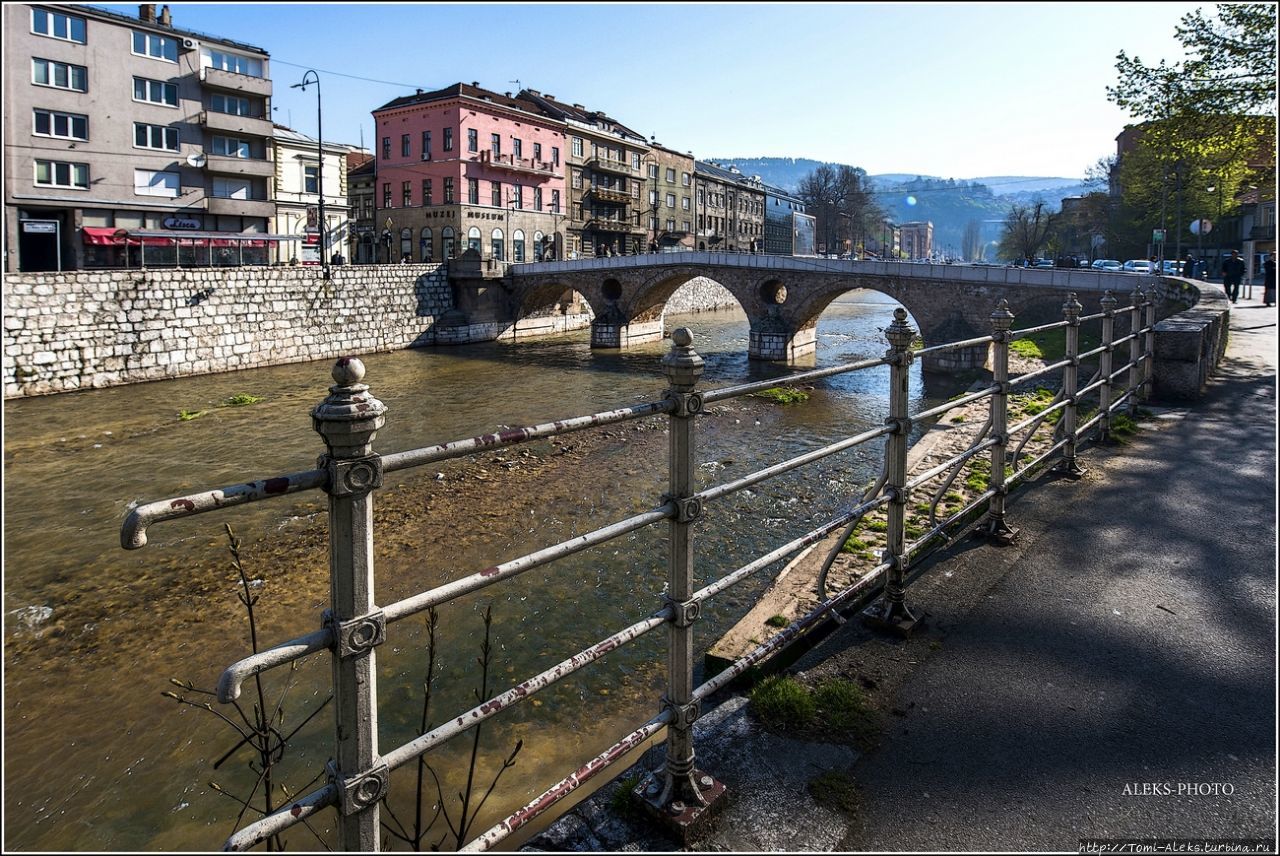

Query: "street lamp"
<box><xmin>291</xmin><ymin>70</ymin><xmax>327</xmax><ymax>276</ymax></box>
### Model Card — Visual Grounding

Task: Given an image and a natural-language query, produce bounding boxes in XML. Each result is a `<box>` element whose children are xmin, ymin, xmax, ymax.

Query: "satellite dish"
<box><xmin>186</xmin><ymin>152</ymin><xmax>207</xmax><ymax>168</ymax></box>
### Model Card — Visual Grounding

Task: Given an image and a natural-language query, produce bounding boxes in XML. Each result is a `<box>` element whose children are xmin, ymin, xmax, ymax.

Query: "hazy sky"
<box><xmin>97</xmin><ymin>1</ymin><xmax>1208</xmax><ymax>179</ymax></box>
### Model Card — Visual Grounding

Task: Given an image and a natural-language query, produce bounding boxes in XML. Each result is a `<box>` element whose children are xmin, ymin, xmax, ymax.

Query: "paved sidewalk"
<box><xmin>529</xmin><ymin>293</ymin><xmax>1276</xmax><ymax>853</ymax></box>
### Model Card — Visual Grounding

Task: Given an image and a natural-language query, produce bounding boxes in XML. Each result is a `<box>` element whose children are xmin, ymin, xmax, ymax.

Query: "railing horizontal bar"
<box><xmin>692</xmin><ymin>494</ymin><xmax>891</xmax><ymax>605</ymax></box>
<box><xmin>1011</xmin><ymin>319</ymin><xmax>1069</xmax><ymax>336</ymax></box>
<box><xmin>1110</xmin><ymin>365</ymin><xmax>1132</xmax><ymax>382</ymax></box>
<box><xmin>121</xmin><ymin>468</ymin><xmax>327</xmax><ymax>550</ymax></box>
<box><xmin>1078</xmin><ymin>411</ymin><xmax>1105</xmax><ymax>435</ymax></box>
<box><xmin>1109</xmin><ymin>389</ymin><xmax>1137</xmax><ymax>412</ymax></box>
<box><xmin>907</xmin><ymin>490</ymin><xmax>992</xmax><ymax>553</ymax></box>
<box><xmin>1079</xmin><ymin>344</ymin><xmax>1107</xmax><ymax>360</ymax></box>
<box><xmin>459</xmin><ymin>714</ymin><xmax>671</xmax><ymax>852</ymax></box>
<box><xmin>1080</xmin><ymin>311</ymin><xmax>1107</xmax><ymax>322</ymax></box>
<box><xmin>382</xmin><ymin>504</ymin><xmax>673</xmax><ymax>623</ymax></box>
<box><xmin>1113</xmin><ymin>332</ymin><xmax>1139</xmax><ymax>348</ymax></box>
<box><xmin>696</xmin><ymin>424</ymin><xmax>893</xmax><ymax>504</ymax></box>
<box><xmin>1078</xmin><ymin>377</ymin><xmax>1106</xmax><ymax>398</ymax></box>
<box><xmin>217</xmin><ymin>628</ymin><xmax>332</xmax><ymax>703</ymax></box>
<box><xmin>1013</xmin><ymin>358</ymin><xmax>1071</xmax><ymax>386</ymax></box>
<box><xmin>913</xmin><ymin>385</ymin><xmax>997</xmax><ymax>423</ymax></box>
<box><xmin>694</xmin><ymin>563</ymin><xmax>889</xmax><ymax>700</ymax></box>
<box><xmin>1008</xmin><ymin>400</ymin><xmax>1068</xmax><ymax>436</ymax></box>
<box><xmin>222</xmin><ymin>783</ymin><xmax>338</xmax><ymax>851</ymax></box>
<box><xmin>382</xmin><ymin>400</ymin><xmax>674</xmax><ymax>473</ymax></box>
<box><xmin>915</xmin><ymin>334</ymin><xmax>994</xmax><ymax>357</ymax></box>
<box><xmin>383</xmin><ymin>612</ymin><xmax>668</xmax><ymax>771</ymax></box>
<box><xmin>904</xmin><ymin>437</ymin><xmax>998</xmax><ymax>491</ymax></box>
<box><xmin>700</xmin><ymin>356</ymin><xmax>888</xmax><ymax>404</ymax></box>
<box><xmin>1010</xmin><ymin>437</ymin><xmax>1070</xmax><ymax>482</ymax></box>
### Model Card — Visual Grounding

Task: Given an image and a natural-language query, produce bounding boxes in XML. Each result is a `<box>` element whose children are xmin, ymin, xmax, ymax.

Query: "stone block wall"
<box><xmin>3</xmin><ymin>265</ymin><xmax>452</xmax><ymax>398</ymax></box>
<box><xmin>665</xmin><ymin>276</ymin><xmax>739</xmax><ymax>314</ymax></box>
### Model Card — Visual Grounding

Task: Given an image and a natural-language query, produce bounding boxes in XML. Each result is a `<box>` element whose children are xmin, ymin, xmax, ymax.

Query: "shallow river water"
<box><xmin>3</xmin><ymin>292</ymin><xmax>971</xmax><ymax>851</ymax></box>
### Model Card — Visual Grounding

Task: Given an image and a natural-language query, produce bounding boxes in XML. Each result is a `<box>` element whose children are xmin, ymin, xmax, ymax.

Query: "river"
<box><xmin>3</xmin><ymin>290</ymin><xmax>971</xmax><ymax>851</ymax></box>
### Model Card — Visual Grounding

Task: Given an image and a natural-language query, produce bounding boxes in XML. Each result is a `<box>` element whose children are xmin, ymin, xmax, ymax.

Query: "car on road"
<box><xmin>1033</xmin><ymin>258</ymin><xmax>1055</xmax><ymax>269</ymax></box>
<box><xmin>1123</xmin><ymin>259</ymin><xmax>1155</xmax><ymax>273</ymax></box>
<box><xmin>1092</xmin><ymin>259</ymin><xmax>1123</xmax><ymax>271</ymax></box>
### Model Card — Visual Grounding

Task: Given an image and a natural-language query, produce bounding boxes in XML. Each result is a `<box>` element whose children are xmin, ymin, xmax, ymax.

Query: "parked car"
<box><xmin>1123</xmin><ymin>259</ymin><xmax>1154</xmax><ymax>273</ymax></box>
<box><xmin>1032</xmin><ymin>258</ymin><xmax>1055</xmax><ymax>269</ymax></box>
<box><xmin>1162</xmin><ymin>260</ymin><xmax>1181</xmax><ymax>274</ymax></box>
<box><xmin>1079</xmin><ymin>259</ymin><xmax>1093</xmax><ymax>268</ymax></box>
<box><xmin>1092</xmin><ymin>259</ymin><xmax>1123</xmax><ymax>271</ymax></box>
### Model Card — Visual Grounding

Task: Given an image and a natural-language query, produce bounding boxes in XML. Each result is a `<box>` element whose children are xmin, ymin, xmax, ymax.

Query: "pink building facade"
<box><xmin>372</xmin><ymin>83</ymin><xmax>567</xmax><ymax>263</ymax></box>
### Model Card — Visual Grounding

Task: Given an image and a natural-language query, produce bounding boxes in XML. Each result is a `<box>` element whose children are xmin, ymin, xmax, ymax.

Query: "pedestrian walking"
<box><xmin>1183</xmin><ymin>253</ymin><xmax>1197</xmax><ymax>279</ymax></box>
<box><xmin>1264</xmin><ymin>255</ymin><xmax>1276</xmax><ymax>307</ymax></box>
<box><xmin>1222</xmin><ymin>250</ymin><xmax>1246</xmax><ymax>303</ymax></box>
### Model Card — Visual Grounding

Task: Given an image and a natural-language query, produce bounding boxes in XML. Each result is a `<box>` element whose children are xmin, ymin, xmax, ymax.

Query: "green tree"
<box><xmin>998</xmin><ymin>200</ymin><xmax>1053</xmax><ymax>263</ymax></box>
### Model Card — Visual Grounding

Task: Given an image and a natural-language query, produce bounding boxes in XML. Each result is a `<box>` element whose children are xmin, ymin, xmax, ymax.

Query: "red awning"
<box><xmin>82</xmin><ymin>226</ymin><xmax>128</xmax><ymax>245</ymax></box>
<box><xmin>82</xmin><ymin>228</ymin><xmax>267</xmax><ymax>248</ymax></box>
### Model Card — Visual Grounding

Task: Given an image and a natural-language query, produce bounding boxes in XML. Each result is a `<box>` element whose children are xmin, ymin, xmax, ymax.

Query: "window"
<box><xmin>36</xmin><ymin>159</ymin><xmax>89</xmax><ymax>189</ymax></box>
<box><xmin>442</xmin><ymin>127</ymin><xmax>453</xmax><ymax>152</ymax></box>
<box><xmin>133</xmin><ymin>168</ymin><xmax>178</xmax><ymax>196</ymax></box>
<box><xmin>551</xmin><ymin>146</ymin><xmax>560</xmax><ymax>166</ymax></box>
<box><xmin>212</xmin><ymin>136</ymin><xmax>251</xmax><ymax>158</ymax></box>
<box><xmin>211</xmin><ymin>94</ymin><xmax>253</xmax><ymax>116</ymax></box>
<box><xmin>513</xmin><ymin>230</ymin><xmax>525</xmax><ymax>262</ymax></box>
<box><xmin>571</xmin><ymin>169</ymin><xmax>582</xmax><ymax>190</ymax></box>
<box><xmin>468</xmin><ymin>178</ymin><xmax>479</xmax><ymax>204</ymax></box>
<box><xmin>633</xmin><ymin>153</ymin><xmax>641</xmax><ymax>170</ymax></box>
<box><xmin>683</xmin><ymin>220</ymin><xmax>691</xmax><ymax>232</ymax></box>
<box><xmin>401</xmin><ymin>134</ymin><xmax>410</xmax><ymax>157</ymax></box>
<box><xmin>533</xmin><ymin>142</ymin><xmax>542</xmax><ymax>163</ymax></box>
<box><xmin>491</xmin><ymin>228</ymin><xmax>504</xmax><ymax>261</ymax></box>
<box><xmin>571</xmin><ymin>137</ymin><xmax>583</xmax><ymax>158</ymax></box>
<box><xmin>422</xmin><ymin>130</ymin><xmax>431</xmax><ymax>160</ymax></box>
<box><xmin>490</xmin><ymin>181</ymin><xmax>501</xmax><ymax>206</ymax></box>
<box><xmin>401</xmin><ymin>228</ymin><xmax>412</xmax><ymax>259</ymax></box>
<box><xmin>467</xmin><ymin>226</ymin><xmax>481</xmax><ymax>252</ymax></box>
<box><xmin>442</xmin><ymin>227</ymin><xmax>455</xmax><ymax>259</ymax></box>
<box><xmin>665</xmin><ymin>193</ymin><xmax>675</xmax><ymax>209</ymax></box>
<box><xmin>682</xmin><ymin>196</ymin><xmax>691</xmax><ymax>211</ymax></box>
<box><xmin>32</xmin><ymin>8</ymin><xmax>86</xmax><ymax>43</ymax></box>
<box><xmin>649</xmin><ymin>190</ymin><xmax>657</xmax><ymax>206</ymax></box>
<box><xmin>132</xmin><ymin>31</ymin><xmax>177</xmax><ymax>62</ymax></box>
<box><xmin>382</xmin><ymin>182</ymin><xmax>391</xmax><ymax>207</ymax></box>
<box><xmin>682</xmin><ymin>172</ymin><xmax>691</xmax><ymax>186</ymax></box>
<box><xmin>534</xmin><ymin>187</ymin><xmax>543</xmax><ymax>211</ymax></box>
<box><xmin>467</xmin><ymin>128</ymin><xmax>477</xmax><ymax>152</ymax></box>
<box><xmin>512</xmin><ymin>138</ymin><xmax>522</xmax><ymax>159</ymax></box>
<box><xmin>551</xmin><ymin>190</ymin><xmax>560</xmax><ymax>213</ymax></box>
<box><xmin>133</xmin><ymin>76</ymin><xmax>177</xmax><ymax>106</ymax></box>
<box><xmin>208</xmin><ymin>50</ymin><xmax>262</xmax><ymax>77</ymax></box>
<box><xmin>134</xmin><ymin>122</ymin><xmax>178</xmax><ymax>151</ymax></box>
<box><xmin>667</xmin><ymin>219</ymin><xmax>676</xmax><ymax>232</ymax></box>
<box><xmin>420</xmin><ymin>227</ymin><xmax>433</xmax><ymax>262</ymax></box>
<box><xmin>381</xmin><ymin>137</ymin><xmax>391</xmax><ymax>160</ymax></box>
<box><xmin>648</xmin><ymin>164</ymin><xmax>658</xmax><ymax>179</ymax></box>
<box><xmin>34</xmin><ymin>109</ymin><xmax>88</xmax><ymax>141</ymax></box>
<box><xmin>513</xmin><ymin>185</ymin><xmax>523</xmax><ymax>210</ymax></box>
<box><xmin>423</xmin><ymin>179</ymin><xmax>433</xmax><ymax>205</ymax></box>
<box><xmin>212</xmin><ymin>177</ymin><xmax>251</xmax><ymax>199</ymax></box>
<box><xmin>402</xmin><ymin>180</ymin><xmax>411</xmax><ymax>206</ymax></box>
<box><xmin>443</xmin><ymin>177</ymin><xmax>454</xmax><ymax>203</ymax></box>
<box><xmin>665</xmin><ymin>168</ymin><xmax>675</xmax><ymax>183</ymax></box>
<box><xmin>33</xmin><ymin>58</ymin><xmax>87</xmax><ymax>92</ymax></box>
<box><xmin>490</xmin><ymin>133</ymin><xmax>501</xmax><ymax>157</ymax></box>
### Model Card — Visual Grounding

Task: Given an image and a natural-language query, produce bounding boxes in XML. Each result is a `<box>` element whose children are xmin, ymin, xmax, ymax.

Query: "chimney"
<box><xmin>504</xmin><ymin>92</ymin><xmax>512</xmax><ymax>98</ymax></box>
<box><xmin>572</xmin><ymin>104</ymin><xmax>584</xmax><ymax>110</ymax></box>
<box><xmin>158</xmin><ymin>4</ymin><xmax>171</xmax><ymax>25</ymax></box>
<box><xmin>416</xmin><ymin>88</ymin><xmax>423</xmax><ymax>95</ymax></box>
<box><xmin>139</xmin><ymin>4</ymin><xmax>156</xmax><ymax>22</ymax></box>
<box><xmin>471</xmin><ymin>81</ymin><xmax>479</xmax><ymax>87</ymax></box>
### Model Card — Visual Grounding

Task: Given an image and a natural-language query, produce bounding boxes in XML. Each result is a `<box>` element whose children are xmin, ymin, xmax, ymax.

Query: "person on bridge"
<box><xmin>1263</xmin><ymin>255</ymin><xmax>1275</xmax><ymax>307</ymax></box>
<box><xmin>1222</xmin><ymin>250</ymin><xmax>1246</xmax><ymax>303</ymax></box>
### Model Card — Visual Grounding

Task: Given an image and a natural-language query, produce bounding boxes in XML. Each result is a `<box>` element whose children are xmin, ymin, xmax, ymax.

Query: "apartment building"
<box><xmin>695</xmin><ymin>160</ymin><xmax>765</xmax><ymax>252</ymax></box>
<box><xmin>642</xmin><ymin>143</ymin><xmax>696</xmax><ymax>253</ymax></box>
<box><xmin>272</xmin><ymin>125</ymin><xmax>354</xmax><ymax>264</ymax></box>
<box><xmin>762</xmin><ymin>181</ymin><xmax>810</xmax><ymax>255</ymax></box>
<box><xmin>899</xmin><ymin>220</ymin><xmax>934</xmax><ymax>259</ymax></box>
<box><xmin>371</xmin><ymin>82</ymin><xmax>566</xmax><ymax>264</ymax></box>
<box><xmin>4</xmin><ymin>3</ymin><xmax>278</xmax><ymax>271</ymax></box>
<box><xmin>347</xmin><ymin>152</ymin><xmax>376</xmax><ymax>262</ymax></box>
<box><xmin>517</xmin><ymin>90</ymin><xmax>651</xmax><ymax>258</ymax></box>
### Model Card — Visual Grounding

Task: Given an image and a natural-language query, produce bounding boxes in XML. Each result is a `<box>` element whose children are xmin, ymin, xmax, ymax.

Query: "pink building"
<box><xmin>372</xmin><ymin>82</ymin><xmax>566</xmax><ymax>263</ymax></box>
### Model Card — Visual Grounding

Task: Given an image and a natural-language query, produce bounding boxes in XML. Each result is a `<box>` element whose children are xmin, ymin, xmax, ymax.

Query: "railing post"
<box><xmin>1098</xmin><ymin>290</ymin><xmax>1117</xmax><ymax>443</ymax></box>
<box><xmin>1128</xmin><ymin>288</ymin><xmax>1143</xmax><ymax>417</ymax></box>
<box><xmin>982</xmin><ymin>299</ymin><xmax>1018</xmax><ymax>544</ymax></box>
<box><xmin>1143</xmin><ymin>286</ymin><xmax>1157</xmax><ymax>401</ymax></box>
<box><xmin>863</xmin><ymin>307</ymin><xmax>922</xmax><ymax>635</ymax></box>
<box><xmin>637</xmin><ymin>327</ymin><xmax>725</xmax><ymax>839</ymax></box>
<box><xmin>312</xmin><ymin>357</ymin><xmax>388</xmax><ymax>851</ymax></box>
<box><xmin>1056</xmin><ymin>293</ymin><xmax>1086</xmax><ymax>478</ymax></box>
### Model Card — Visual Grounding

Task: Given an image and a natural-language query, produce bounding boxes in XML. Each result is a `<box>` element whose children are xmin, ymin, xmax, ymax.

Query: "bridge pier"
<box><xmin>919</xmin><ymin>343</ymin><xmax>989</xmax><ymax>373</ymax></box>
<box><xmin>747</xmin><ymin>312</ymin><xmax>816</xmax><ymax>363</ymax></box>
<box><xmin>591</xmin><ymin>313</ymin><xmax>665</xmax><ymax>349</ymax></box>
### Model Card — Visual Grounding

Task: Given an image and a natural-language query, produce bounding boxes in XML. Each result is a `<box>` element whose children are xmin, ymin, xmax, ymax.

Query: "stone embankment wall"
<box><xmin>666</xmin><ymin>276</ymin><xmax>739</xmax><ymax>314</ymax></box>
<box><xmin>3</xmin><ymin>265</ymin><xmax>453</xmax><ymax>398</ymax></box>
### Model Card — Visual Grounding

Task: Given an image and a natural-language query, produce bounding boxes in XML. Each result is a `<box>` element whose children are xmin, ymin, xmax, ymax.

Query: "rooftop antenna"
<box><xmin>510</xmin><ymin>79</ymin><xmax>522</xmax><ymax>92</ymax></box>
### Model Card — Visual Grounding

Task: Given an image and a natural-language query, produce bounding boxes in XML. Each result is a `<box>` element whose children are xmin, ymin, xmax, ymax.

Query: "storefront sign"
<box><xmin>162</xmin><ymin>216</ymin><xmax>203</xmax><ymax>230</ymax></box>
<box><xmin>23</xmin><ymin>221</ymin><xmax>57</xmax><ymax>233</ymax></box>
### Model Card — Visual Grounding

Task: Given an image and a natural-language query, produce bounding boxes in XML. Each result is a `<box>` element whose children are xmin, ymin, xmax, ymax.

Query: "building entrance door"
<box><xmin>19</xmin><ymin>218</ymin><xmax>62</xmax><ymax>271</ymax></box>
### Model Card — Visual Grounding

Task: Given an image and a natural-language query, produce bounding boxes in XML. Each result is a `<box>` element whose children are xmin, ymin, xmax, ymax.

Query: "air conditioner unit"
<box><xmin>180</xmin><ymin>37</ymin><xmax>198</xmax><ymax>51</ymax></box>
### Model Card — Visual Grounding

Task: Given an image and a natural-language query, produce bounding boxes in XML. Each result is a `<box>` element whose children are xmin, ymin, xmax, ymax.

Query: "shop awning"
<box><xmin>83</xmin><ymin>228</ymin><xmax>299</xmax><ymax>247</ymax></box>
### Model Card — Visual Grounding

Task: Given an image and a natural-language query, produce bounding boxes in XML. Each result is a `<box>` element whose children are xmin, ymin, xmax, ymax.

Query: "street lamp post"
<box><xmin>292</xmin><ymin>70</ymin><xmax>327</xmax><ymax>276</ymax></box>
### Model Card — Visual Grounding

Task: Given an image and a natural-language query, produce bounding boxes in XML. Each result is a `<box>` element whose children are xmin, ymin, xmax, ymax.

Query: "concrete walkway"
<box><xmin>529</xmin><ymin>290</ymin><xmax>1276</xmax><ymax>853</ymax></box>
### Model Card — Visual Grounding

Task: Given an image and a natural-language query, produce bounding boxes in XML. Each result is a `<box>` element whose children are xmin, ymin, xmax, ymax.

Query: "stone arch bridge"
<box><xmin>456</xmin><ymin>253</ymin><xmax>1150</xmax><ymax>370</ymax></box>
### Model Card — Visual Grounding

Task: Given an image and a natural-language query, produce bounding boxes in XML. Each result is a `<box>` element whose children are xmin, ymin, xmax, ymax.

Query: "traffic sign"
<box><xmin>1152</xmin><ymin>229</ymin><xmax>1166</xmax><ymax>243</ymax></box>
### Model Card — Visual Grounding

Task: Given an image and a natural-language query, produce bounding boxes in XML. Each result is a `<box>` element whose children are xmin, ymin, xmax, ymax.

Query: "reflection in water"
<box><xmin>3</xmin><ymin>293</ymin><xmax>970</xmax><ymax>850</ymax></box>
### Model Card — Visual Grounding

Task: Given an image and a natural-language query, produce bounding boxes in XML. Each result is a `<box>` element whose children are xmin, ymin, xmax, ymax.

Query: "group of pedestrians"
<box><xmin>1179</xmin><ymin>250</ymin><xmax>1275</xmax><ymax>307</ymax></box>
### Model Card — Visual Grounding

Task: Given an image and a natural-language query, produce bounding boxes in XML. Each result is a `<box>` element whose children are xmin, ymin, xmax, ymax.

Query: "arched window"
<box><xmin>467</xmin><ymin>226</ymin><xmax>481</xmax><ymax>253</ymax></box>
<box><xmin>491</xmin><ymin>227</ymin><xmax>505</xmax><ymax>261</ymax></box>
<box><xmin>420</xmin><ymin>227</ymin><xmax>433</xmax><ymax>262</ymax></box>
<box><xmin>513</xmin><ymin>229</ymin><xmax>525</xmax><ymax>263</ymax></box>
<box><xmin>400</xmin><ymin>227</ymin><xmax>412</xmax><ymax>261</ymax></box>
<box><xmin>442</xmin><ymin>226</ymin><xmax>456</xmax><ymax>259</ymax></box>
<box><xmin>533</xmin><ymin>230</ymin><xmax>544</xmax><ymax>261</ymax></box>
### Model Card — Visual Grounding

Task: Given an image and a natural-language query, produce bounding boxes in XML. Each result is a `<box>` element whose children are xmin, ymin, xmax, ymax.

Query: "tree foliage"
<box><xmin>796</xmin><ymin>164</ymin><xmax>884</xmax><ymax>254</ymax></box>
<box><xmin>998</xmin><ymin>200</ymin><xmax>1054</xmax><ymax>262</ymax></box>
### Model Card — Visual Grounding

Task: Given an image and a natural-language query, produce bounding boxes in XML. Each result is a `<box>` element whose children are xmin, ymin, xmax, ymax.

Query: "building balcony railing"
<box><xmin>204</xmin><ymin>154</ymin><xmax>275</xmax><ymax>178</ymax></box>
<box><xmin>199</xmin><ymin>110</ymin><xmax>273</xmax><ymax>139</ymax></box>
<box><xmin>478</xmin><ymin>150</ymin><xmax>559</xmax><ymax>176</ymax></box>
<box><xmin>588</xmin><ymin>157</ymin><xmax>640</xmax><ymax>178</ymax></box>
<box><xmin>199</xmin><ymin>66</ymin><xmax>272</xmax><ymax>98</ymax></box>
<box><xmin>587</xmin><ymin>218</ymin><xmax>643</xmax><ymax>234</ymax></box>
<box><xmin>589</xmin><ymin>186</ymin><xmax>633</xmax><ymax>205</ymax></box>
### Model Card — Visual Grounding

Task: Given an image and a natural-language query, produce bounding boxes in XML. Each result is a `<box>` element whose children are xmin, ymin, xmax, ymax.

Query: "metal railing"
<box><xmin>120</xmin><ymin>286</ymin><xmax>1158</xmax><ymax>851</ymax></box>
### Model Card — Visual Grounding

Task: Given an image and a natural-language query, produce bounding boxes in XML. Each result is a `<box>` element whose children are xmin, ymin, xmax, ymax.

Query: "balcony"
<box><xmin>588</xmin><ymin>157</ymin><xmax>640</xmax><ymax>178</ymax></box>
<box><xmin>200</xmin><ymin>66</ymin><xmax>272</xmax><ymax>98</ymax></box>
<box><xmin>200</xmin><ymin>110</ymin><xmax>273</xmax><ymax>139</ymax></box>
<box><xmin>207</xmin><ymin>196</ymin><xmax>275</xmax><ymax>218</ymax></box>
<box><xmin>589</xmin><ymin>186</ymin><xmax>633</xmax><ymax>205</ymax></box>
<box><xmin>587</xmin><ymin>218</ymin><xmax>643</xmax><ymax>235</ymax></box>
<box><xmin>204</xmin><ymin>154</ymin><xmax>274</xmax><ymax>178</ymax></box>
<box><xmin>478</xmin><ymin>150</ymin><xmax>558</xmax><ymax>177</ymax></box>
